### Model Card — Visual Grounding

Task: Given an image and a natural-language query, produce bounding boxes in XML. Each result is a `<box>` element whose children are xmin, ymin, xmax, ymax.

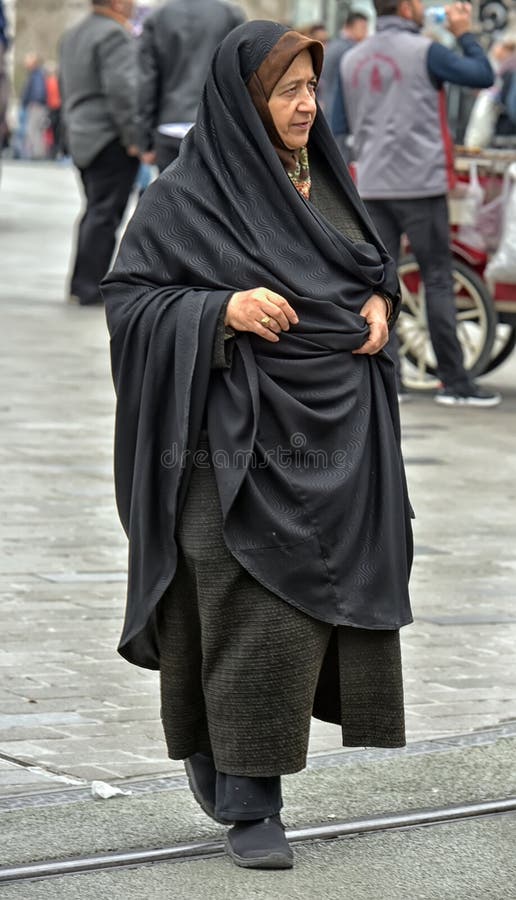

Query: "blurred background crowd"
<box><xmin>0</xmin><ymin>0</ymin><xmax>515</xmax><ymax>165</ymax></box>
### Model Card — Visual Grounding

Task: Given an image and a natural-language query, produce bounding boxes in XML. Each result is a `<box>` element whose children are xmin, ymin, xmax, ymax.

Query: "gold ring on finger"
<box><xmin>260</xmin><ymin>315</ymin><xmax>271</xmax><ymax>326</ymax></box>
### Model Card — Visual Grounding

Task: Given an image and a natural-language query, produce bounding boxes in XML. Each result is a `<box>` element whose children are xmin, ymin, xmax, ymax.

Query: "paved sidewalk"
<box><xmin>1</xmin><ymin>160</ymin><xmax>515</xmax><ymax>797</ymax></box>
<box><xmin>2</xmin><ymin>731</ymin><xmax>515</xmax><ymax>898</ymax></box>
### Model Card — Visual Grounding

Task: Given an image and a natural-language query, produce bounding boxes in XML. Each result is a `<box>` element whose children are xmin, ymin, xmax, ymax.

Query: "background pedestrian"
<box><xmin>297</xmin><ymin>22</ymin><xmax>330</xmax><ymax>45</ymax></box>
<box><xmin>44</xmin><ymin>60</ymin><xmax>62</xmax><ymax>159</ymax></box>
<box><xmin>0</xmin><ymin>0</ymin><xmax>9</xmax><ymax>152</ymax></box>
<box><xmin>20</xmin><ymin>52</ymin><xmax>47</xmax><ymax>160</ymax></box>
<box><xmin>137</xmin><ymin>0</ymin><xmax>246</xmax><ymax>172</ymax></box>
<box><xmin>319</xmin><ymin>10</ymin><xmax>369</xmax><ymax>161</ymax></box>
<box><xmin>465</xmin><ymin>34</ymin><xmax>516</xmax><ymax>148</ymax></box>
<box><xmin>59</xmin><ymin>0</ymin><xmax>139</xmax><ymax>306</ymax></box>
<box><xmin>340</xmin><ymin>0</ymin><xmax>501</xmax><ymax>407</ymax></box>
<box><xmin>318</xmin><ymin>11</ymin><xmax>369</xmax><ymax>116</ymax></box>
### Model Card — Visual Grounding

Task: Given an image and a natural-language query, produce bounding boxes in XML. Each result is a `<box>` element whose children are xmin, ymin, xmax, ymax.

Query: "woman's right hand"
<box><xmin>225</xmin><ymin>287</ymin><xmax>298</xmax><ymax>342</ymax></box>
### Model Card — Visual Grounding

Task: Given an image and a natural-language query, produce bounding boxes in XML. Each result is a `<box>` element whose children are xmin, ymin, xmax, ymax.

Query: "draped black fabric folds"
<box><xmin>103</xmin><ymin>20</ymin><xmax>413</xmax><ymax>670</ymax></box>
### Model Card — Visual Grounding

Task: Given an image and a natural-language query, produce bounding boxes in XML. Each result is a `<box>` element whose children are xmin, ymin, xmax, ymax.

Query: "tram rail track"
<box><xmin>1</xmin><ymin>796</ymin><xmax>514</xmax><ymax>884</ymax></box>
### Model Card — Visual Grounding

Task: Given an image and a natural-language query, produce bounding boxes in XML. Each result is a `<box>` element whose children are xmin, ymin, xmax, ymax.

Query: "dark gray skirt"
<box><xmin>158</xmin><ymin>455</ymin><xmax>406</xmax><ymax>777</ymax></box>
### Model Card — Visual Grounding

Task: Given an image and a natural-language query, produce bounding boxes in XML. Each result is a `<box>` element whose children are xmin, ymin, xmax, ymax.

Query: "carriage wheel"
<box><xmin>482</xmin><ymin>323</ymin><xmax>516</xmax><ymax>374</ymax></box>
<box><xmin>397</xmin><ymin>255</ymin><xmax>497</xmax><ymax>390</ymax></box>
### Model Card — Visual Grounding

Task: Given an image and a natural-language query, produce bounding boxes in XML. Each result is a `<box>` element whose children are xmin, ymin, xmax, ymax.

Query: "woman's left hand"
<box><xmin>352</xmin><ymin>294</ymin><xmax>390</xmax><ymax>356</ymax></box>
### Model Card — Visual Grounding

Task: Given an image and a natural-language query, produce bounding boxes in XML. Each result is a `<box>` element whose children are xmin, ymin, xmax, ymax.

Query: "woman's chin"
<box><xmin>285</xmin><ymin>137</ymin><xmax>309</xmax><ymax>151</ymax></box>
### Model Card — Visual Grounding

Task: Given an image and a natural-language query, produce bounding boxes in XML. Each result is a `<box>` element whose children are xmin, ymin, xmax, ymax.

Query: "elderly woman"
<box><xmin>103</xmin><ymin>20</ymin><xmax>413</xmax><ymax>871</ymax></box>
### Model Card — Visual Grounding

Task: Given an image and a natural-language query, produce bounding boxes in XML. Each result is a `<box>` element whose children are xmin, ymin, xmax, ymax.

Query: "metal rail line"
<box><xmin>1</xmin><ymin>796</ymin><xmax>515</xmax><ymax>884</ymax></box>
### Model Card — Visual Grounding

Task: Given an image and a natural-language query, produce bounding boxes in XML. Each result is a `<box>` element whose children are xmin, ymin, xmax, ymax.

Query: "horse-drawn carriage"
<box><xmin>397</xmin><ymin>148</ymin><xmax>516</xmax><ymax>389</ymax></box>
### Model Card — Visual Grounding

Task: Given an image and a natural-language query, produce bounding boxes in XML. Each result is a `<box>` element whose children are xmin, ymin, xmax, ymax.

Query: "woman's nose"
<box><xmin>298</xmin><ymin>91</ymin><xmax>317</xmax><ymax>113</ymax></box>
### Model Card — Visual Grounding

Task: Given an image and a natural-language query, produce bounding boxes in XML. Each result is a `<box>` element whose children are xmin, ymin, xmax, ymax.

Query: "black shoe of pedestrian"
<box><xmin>226</xmin><ymin>814</ymin><xmax>294</xmax><ymax>869</ymax></box>
<box><xmin>184</xmin><ymin>753</ymin><xmax>227</xmax><ymax>825</ymax></box>
<box><xmin>434</xmin><ymin>384</ymin><xmax>501</xmax><ymax>408</ymax></box>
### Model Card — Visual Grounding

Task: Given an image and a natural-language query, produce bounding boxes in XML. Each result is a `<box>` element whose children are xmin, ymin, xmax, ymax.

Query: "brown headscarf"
<box><xmin>247</xmin><ymin>31</ymin><xmax>324</xmax><ymax>174</ymax></box>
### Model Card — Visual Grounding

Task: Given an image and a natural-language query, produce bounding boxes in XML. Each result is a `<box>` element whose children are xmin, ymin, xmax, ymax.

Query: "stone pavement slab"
<box><xmin>1</xmin><ymin>160</ymin><xmax>516</xmax><ymax>795</ymax></box>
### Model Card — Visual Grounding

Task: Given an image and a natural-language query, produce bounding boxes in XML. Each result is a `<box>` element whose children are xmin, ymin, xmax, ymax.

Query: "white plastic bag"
<box><xmin>464</xmin><ymin>90</ymin><xmax>499</xmax><ymax>150</ymax></box>
<box><xmin>485</xmin><ymin>162</ymin><xmax>516</xmax><ymax>284</ymax></box>
<box><xmin>91</xmin><ymin>780</ymin><xmax>132</xmax><ymax>800</ymax></box>
<box><xmin>475</xmin><ymin>168</ymin><xmax>512</xmax><ymax>252</ymax></box>
<box><xmin>455</xmin><ymin>162</ymin><xmax>486</xmax><ymax>249</ymax></box>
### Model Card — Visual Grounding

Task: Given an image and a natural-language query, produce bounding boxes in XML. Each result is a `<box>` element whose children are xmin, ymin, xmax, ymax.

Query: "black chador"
<box><xmin>102</xmin><ymin>20</ymin><xmax>413</xmax><ymax>672</ymax></box>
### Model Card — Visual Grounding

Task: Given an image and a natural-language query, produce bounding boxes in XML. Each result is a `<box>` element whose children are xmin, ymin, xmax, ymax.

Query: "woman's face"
<box><xmin>268</xmin><ymin>50</ymin><xmax>318</xmax><ymax>151</ymax></box>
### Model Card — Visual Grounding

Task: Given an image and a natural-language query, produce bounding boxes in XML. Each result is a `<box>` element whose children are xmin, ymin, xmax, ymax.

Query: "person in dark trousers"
<box><xmin>339</xmin><ymin>0</ymin><xmax>501</xmax><ymax>407</ymax></box>
<box><xmin>59</xmin><ymin>0</ymin><xmax>139</xmax><ymax>306</ymax></box>
<box><xmin>137</xmin><ymin>0</ymin><xmax>246</xmax><ymax>172</ymax></box>
<box><xmin>102</xmin><ymin>20</ymin><xmax>414</xmax><ymax>871</ymax></box>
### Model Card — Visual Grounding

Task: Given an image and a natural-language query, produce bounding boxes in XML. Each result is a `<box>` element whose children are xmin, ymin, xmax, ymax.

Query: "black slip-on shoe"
<box><xmin>225</xmin><ymin>814</ymin><xmax>294</xmax><ymax>869</ymax></box>
<box><xmin>184</xmin><ymin>754</ymin><xmax>227</xmax><ymax>825</ymax></box>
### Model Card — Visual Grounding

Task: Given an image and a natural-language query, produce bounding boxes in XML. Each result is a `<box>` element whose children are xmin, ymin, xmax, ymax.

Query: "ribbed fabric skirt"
<box><xmin>158</xmin><ymin>453</ymin><xmax>406</xmax><ymax>777</ymax></box>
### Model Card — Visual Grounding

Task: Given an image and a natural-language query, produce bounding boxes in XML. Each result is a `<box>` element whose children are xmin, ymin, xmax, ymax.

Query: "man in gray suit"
<box><xmin>59</xmin><ymin>0</ymin><xmax>139</xmax><ymax>305</ymax></box>
<box><xmin>138</xmin><ymin>0</ymin><xmax>246</xmax><ymax>172</ymax></box>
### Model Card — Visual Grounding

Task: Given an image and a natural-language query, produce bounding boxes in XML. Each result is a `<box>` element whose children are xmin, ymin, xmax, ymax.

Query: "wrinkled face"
<box><xmin>267</xmin><ymin>50</ymin><xmax>318</xmax><ymax>151</ymax></box>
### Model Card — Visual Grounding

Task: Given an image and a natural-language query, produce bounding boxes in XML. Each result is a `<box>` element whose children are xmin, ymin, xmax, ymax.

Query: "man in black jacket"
<box><xmin>138</xmin><ymin>0</ymin><xmax>246</xmax><ymax>172</ymax></box>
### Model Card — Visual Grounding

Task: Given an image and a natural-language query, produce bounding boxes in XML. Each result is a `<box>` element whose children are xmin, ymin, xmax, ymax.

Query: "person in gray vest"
<box><xmin>340</xmin><ymin>0</ymin><xmax>501</xmax><ymax>407</ymax></box>
<box><xmin>59</xmin><ymin>0</ymin><xmax>139</xmax><ymax>306</ymax></box>
<box><xmin>137</xmin><ymin>0</ymin><xmax>246</xmax><ymax>172</ymax></box>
